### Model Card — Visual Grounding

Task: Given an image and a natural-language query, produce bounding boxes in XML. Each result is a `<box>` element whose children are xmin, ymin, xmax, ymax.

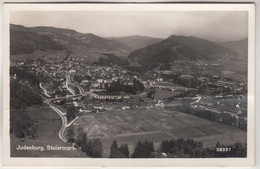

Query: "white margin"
<box><xmin>2</xmin><ymin>3</ymin><xmax>256</xmax><ymax>168</ymax></box>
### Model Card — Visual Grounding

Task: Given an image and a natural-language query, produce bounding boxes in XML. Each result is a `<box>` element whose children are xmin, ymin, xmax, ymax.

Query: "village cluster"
<box><xmin>11</xmin><ymin>54</ymin><xmax>247</xmax><ymax>130</ymax></box>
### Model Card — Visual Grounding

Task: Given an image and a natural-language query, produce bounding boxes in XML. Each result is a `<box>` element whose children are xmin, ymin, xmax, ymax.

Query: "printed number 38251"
<box><xmin>216</xmin><ymin>147</ymin><xmax>232</xmax><ymax>152</ymax></box>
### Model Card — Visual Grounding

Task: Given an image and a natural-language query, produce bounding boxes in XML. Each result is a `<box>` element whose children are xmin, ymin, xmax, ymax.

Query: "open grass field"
<box><xmin>11</xmin><ymin>106</ymin><xmax>86</xmax><ymax>157</ymax></box>
<box><xmin>154</xmin><ymin>89</ymin><xmax>181</xmax><ymax>100</ymax></box>
<box><xmin>74</xmin><ymin>109</ymin><xmax>247</xmax><ymax>157</ymax></box>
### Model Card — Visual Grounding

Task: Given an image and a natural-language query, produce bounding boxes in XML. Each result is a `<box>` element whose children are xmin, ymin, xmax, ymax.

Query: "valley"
<box><xmin>10</xmin><ymin>24</ymin><xmax>248</xmax><ymax>158</ymax></box>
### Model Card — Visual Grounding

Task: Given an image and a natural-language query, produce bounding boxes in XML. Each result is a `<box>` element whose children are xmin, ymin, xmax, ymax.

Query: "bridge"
<box><xmin>50</xmin><ymin>94</ymin><xmax>86</xmax><ymax>102</ymax></box>
<box><xmin>154</xmin><ymin>85</ymin><xmax>197</xmax><ymax>92</ymax></box>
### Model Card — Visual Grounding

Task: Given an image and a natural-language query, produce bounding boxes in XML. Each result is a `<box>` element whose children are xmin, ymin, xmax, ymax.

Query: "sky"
<box><xmin>10</xmin><ymin>11</ymin><xmax>248</xmax><ymax>42</ymax></box>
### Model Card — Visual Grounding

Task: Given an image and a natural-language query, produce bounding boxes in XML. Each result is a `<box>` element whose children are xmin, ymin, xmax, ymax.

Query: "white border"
<box><xmin>2</xmin><ymin>3</ymin><xmax>255</xmax><ymax>167</ymax></box>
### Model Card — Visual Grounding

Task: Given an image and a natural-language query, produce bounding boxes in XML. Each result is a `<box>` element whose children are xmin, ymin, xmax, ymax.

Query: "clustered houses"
<box><xmin>12</xmin><ymin>57</ymin><xmax>247</xmax><ymax>100</ymax></box>
<box><xmin>11</xmin><ymin>55</ymin><xmax>247</xmax><ymax>128</ymax></box>
<box><xmin>190</xmin><ymin>94</ymin><xmax>247</xmax><ymax>127</ymax></box>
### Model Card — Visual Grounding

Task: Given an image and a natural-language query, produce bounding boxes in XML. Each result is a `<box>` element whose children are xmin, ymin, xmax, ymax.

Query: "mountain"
<box><xmin>10</xmin><ymin>24</ymin><xmax>131</xmax><ymax>58</ymax></box>
<box><xmin>109</xmin><ymin>35</ymin><xmax>163</xmax><ymax>51</ymax></box>
<box><xmin>128</xmin><ymin>35</ymin><xmax>237</xmax><ymax>64</ymax></box>
<box><xmin>10</xmin><ymin>24</ymin><xmax>65</xmax><ymax>55</ymax></box>
<box><xmin>220</xmin><ymin>38</ymin><xmax>248</xmax><ymax>57</ymax></box>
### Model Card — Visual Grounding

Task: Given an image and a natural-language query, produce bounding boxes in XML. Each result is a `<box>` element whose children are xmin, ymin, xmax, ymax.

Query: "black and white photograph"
<box><xmin>2</xmin><ymin>3</ymin><xmax>255</xmax><ymax>167</ymax></box>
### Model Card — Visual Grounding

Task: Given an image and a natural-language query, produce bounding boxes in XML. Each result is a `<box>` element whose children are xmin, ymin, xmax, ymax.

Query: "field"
<box><xmin>10</xmin><ymin>106</ymin><xmax>86</xmax><ymax>157</ymax></box>
<box><xmin>154</xmin><ymin>89</ymin><xmax>181</xmax><ymax>99</ymax></box>
<box><xmin>74</xmin><ymin>109</ymin><xmax>247</xmax><ymax>157</ymax></box>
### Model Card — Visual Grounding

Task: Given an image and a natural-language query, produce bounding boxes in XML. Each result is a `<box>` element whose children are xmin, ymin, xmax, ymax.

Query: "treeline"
<box><xmin>161</xmin><ymin>73</ymin><xmax>201</xmax><ymax>88</ymax></box>
<box><xmin>68</xmin><ymin>127</ymin><xmax>103</xmax><ymax>157</ymax></box>
<box><xmin>126</xmin><ymin>65</ymin><xmax>150</xmax><ymax>73</ymax></box>
<box><xmin>10</xmin><ymin>80</ymin><xmax>42</xmax><ymax>109</ymax></box>
<box><xmin>71</xmin><ymin>126</ymin><xmax>246</xmax><ymax>158</ymax></box>
<box><xmin>10</xmin><ymin>66</ymin><xmax>40</xmax><ymax>86</ymax></box>
<box><xmin>110</xmin><ymin>140</ymin><xmax>129</xmax><ymax>158</ymax></box>
<box><xmin>110</xmin><ymin>139</ymin><xmax>246</xmax><ymax>158</ymax></box>
<box><xmin>160</xmin><ymin>138</ymin><xmax>203</xmax><ymax>157</ymax></box>
<box><xmin>98</xmin><ymin>54</ymin><xmax>129</xmax><ymax>66</ymax></box>
<box><xmin>126</xmin><ymin>62</ymin><xmax>160</xmax><ymax>73</ymax></box>
<box><xmin>10</xmin><ymin>68</ymin><xmax>43</xmax><ymax>139</ymax></box>
<box><xmin>10</xmin><ymin>109</ymin><xmax>37</xmax><ymax>139</ymax></box>
<box><xmin>66</xmin><ymin>106</ymin><xmax>79</xmax><ymax>123</ymax></box>
<box><xmin>105</xmin><ymin>78</ymin><xmax>144</xmax><ymax>95</ymax></box>
<box><xmin>159</xmin><ymin>63</ymin><xmax>172</xmax><ymax>70</ymax></box>
<box><xmin>83</xmin><ymin>136</ymin><xmax>103</xmax><ymax>158</ymax></box>
<box><xmin>132</xmin><ymin>140</ymin><xmax>154</xmax><ymax>158</ymax></box>
<box><xmin>157</xmin><ymin>138</ymin><xmax>217</xmax><ymax>158</ymax></box>
<box><xmin>172</xmin><ymin>105</ymin><xmax>247</xmax><ymax>131</ymax></box>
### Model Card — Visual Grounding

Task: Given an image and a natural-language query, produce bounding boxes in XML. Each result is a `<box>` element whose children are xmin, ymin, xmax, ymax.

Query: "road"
<box><xmin>41</xmin><ymin>74</ymin><xmax>148</xmax><ymax>142</ymax></box>
<box><xmin>66</xmin><ymin>76</ymin><xmax>76</xmax><ymax>95</ymax></box>
<box><xmin>77</xmin><ymin>85</ymin><xmax>86</xmax><ymax>95</ymax></box>
<box><xmin>40</xmin><ymin>77</ymin><xmax>81</xmax><ymax>143</ymax></box>
<box><xmin>66</xmin><ymin>75</ymin><xmax>80</xmax><ymax>107</ymax></box>
<box><xmin>45</xmin><ymin>99</ymin><xmax>68</xmax><ymax>142</ymax></box>
<box><xmin>53</xmin><ymin>66</ymin><xmax>62</xmax><ymax>76</ymax></box>
<box><xmin>191</xmin><ymin>96</ymin><xmax>201</xmax><ymax>105</ymax></box>
<box><xmin>39</xmin><ymin>83</ymin><xmax>51</xmax><ymax>98</ymax></box>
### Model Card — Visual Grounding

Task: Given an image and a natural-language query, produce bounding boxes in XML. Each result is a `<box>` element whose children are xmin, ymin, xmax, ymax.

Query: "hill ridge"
<box><xmin>128</xmin><ymin>34</ymin><xmax>238</xmax><ymax>64</ymax></box>
<box><xmin>10</xmin><ymin>24</ymin><xmax>131</xmax><ymax>57</ymax></box>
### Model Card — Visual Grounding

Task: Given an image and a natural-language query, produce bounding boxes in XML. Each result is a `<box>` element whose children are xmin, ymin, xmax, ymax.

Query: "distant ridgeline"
<box><xmin>10</xmin><ymin>24</ymin><xmax>131</xmax><ymax>60</ymax></box>
<box><xmin>128</xmin><ymin>35</ymin><xmax>238</xmax><ymax>65</ymax></box>
<box><xmin>10</xmin><ymin>24</ymin><xmax>247</xmax><ymax>70</ymax></box>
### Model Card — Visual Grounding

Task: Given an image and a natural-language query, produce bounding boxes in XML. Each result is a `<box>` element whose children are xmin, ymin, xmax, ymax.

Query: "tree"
<box><xmin>14</xmin><ymin>121</ymin><xmax>25</xmax><ymax>138</ymax></box>
<box><xmin>109</xmin><ymin>140</ymin><xmax>119</xmax><ymax>158</ymax></box>
<box><xmin>216</xmin><ymin>141</ymin><xmax>221</xmax><ymax>147</ymax></box>
<box><xmin>238</xmin><ymin>117</ymin><xmax>247</xmax><ymax>131</ymax></box>
<box><xmin>109</xmin><ymin>140</ymin><xmax>129</xmax><ymax>158</ymax></box>
<box><xmin>81</xmin><ymin>133</ymin><xmax>88</xmax><ymax>152</ymax></box>
<box><xmin>75</xmin><ymin>127</ymin><xmax>85</xmax><ymax>147</ymax></box>
<box><xmin>132</xmin><ymin>140</ymin><xmax>154</xmax><ymax>158</ymax></box>
<box><xmin>73</xmin><ymin>75</ymin><xmax>82</xmax><ymax>83</ymax></box>
<box><xmin>159</xmin><ymin>138</ymin><xmax>203</xmax><ymax>157</ymax></box>
<box><xmin>85</xmin><ymin>140</ymin><xmax>93</xmax><ymax>156</ymax></box>
<box><xmin>10</xmin><ymin>80</ymin><xmax>42</xmax><ymax>109</ymax></box>
<box><xmin>10</xmin><ymin>67</ymin><xmax>41</xmax><ymax>86</ymax></box>
<box><xmin>66</xmin><ymin>126</ymin><xmax>75</xmax><ymax>143</ymax></box>
<box><xmin>133</xmin><ymin>79</ymin><xmax>144</xmax><ymax>92</ymax></box>
<box><xmin>66</xmin><ymin>106</ymin><xmax>77</xmax><ymax>122</ymax></box>
<box><xmin>147</xmin><ymin>90</ymin><xmax>155</xmax><ymax>99</ymax></box>
<box><xmin>156</xmin><ymin>138</ymin><xmax>246</xmax><ymax>158</ymax></box>
<box><xmin>91</xmin><ymin>138</ymin><xmax>103</xmax><ymax>158</ymax></box>
<box><xmin>119</xmin><ymin>144</ymin><xmax>129</xmax><ymax>158</ymax></box>
<box><xmin>85</xmin><ymin>138</ymin><xmax>103</xmax><ymax>157</ymax></box>
<box><xmin>11</xmin><ymin>109</ymin><xmax>36</xmax><ymax>139</ymax></box>
<box><xmin>161</xmin><ymin>140</ymin><xmax>171</xmax><ymax>153</ymax></box>
<box><xmin>105</xmin><ymin>78</ymin><xmax>145</xmax><ymax>95</ymax></box>
<box><xmin>232</xmin><ymin>143</ymin><xmax>247</xmax><ymax>157</ymax></box>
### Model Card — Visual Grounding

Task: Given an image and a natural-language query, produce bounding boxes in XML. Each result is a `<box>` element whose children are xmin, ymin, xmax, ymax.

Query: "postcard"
<box><xmin>2</xmin><ymin>3</ymin><xmax>255</xmax><ymax>167</ymax></box>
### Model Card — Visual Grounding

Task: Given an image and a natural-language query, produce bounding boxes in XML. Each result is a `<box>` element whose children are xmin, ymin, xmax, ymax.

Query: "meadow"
<box><xmin>74</xmin><ymin>109</ymin><xmax>247</xmax><ymax>157</ymax></box>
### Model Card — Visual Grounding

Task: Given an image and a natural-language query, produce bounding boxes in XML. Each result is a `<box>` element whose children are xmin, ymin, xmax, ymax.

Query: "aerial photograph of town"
<box><xmin>9</xmin><ymin>10</ymin><xmax>248</xmax><ymax>158</ymax></box>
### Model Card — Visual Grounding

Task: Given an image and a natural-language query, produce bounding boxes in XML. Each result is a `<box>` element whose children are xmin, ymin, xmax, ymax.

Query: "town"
<box><xmin>8</xmin><ymin>8</ymin><xmax>250</xmax><ymax>159</ymax></box>
<box><xmin>10</xmin><ymin>52</ymin><xmax>248</xmax><ymax>145</ymax></box>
